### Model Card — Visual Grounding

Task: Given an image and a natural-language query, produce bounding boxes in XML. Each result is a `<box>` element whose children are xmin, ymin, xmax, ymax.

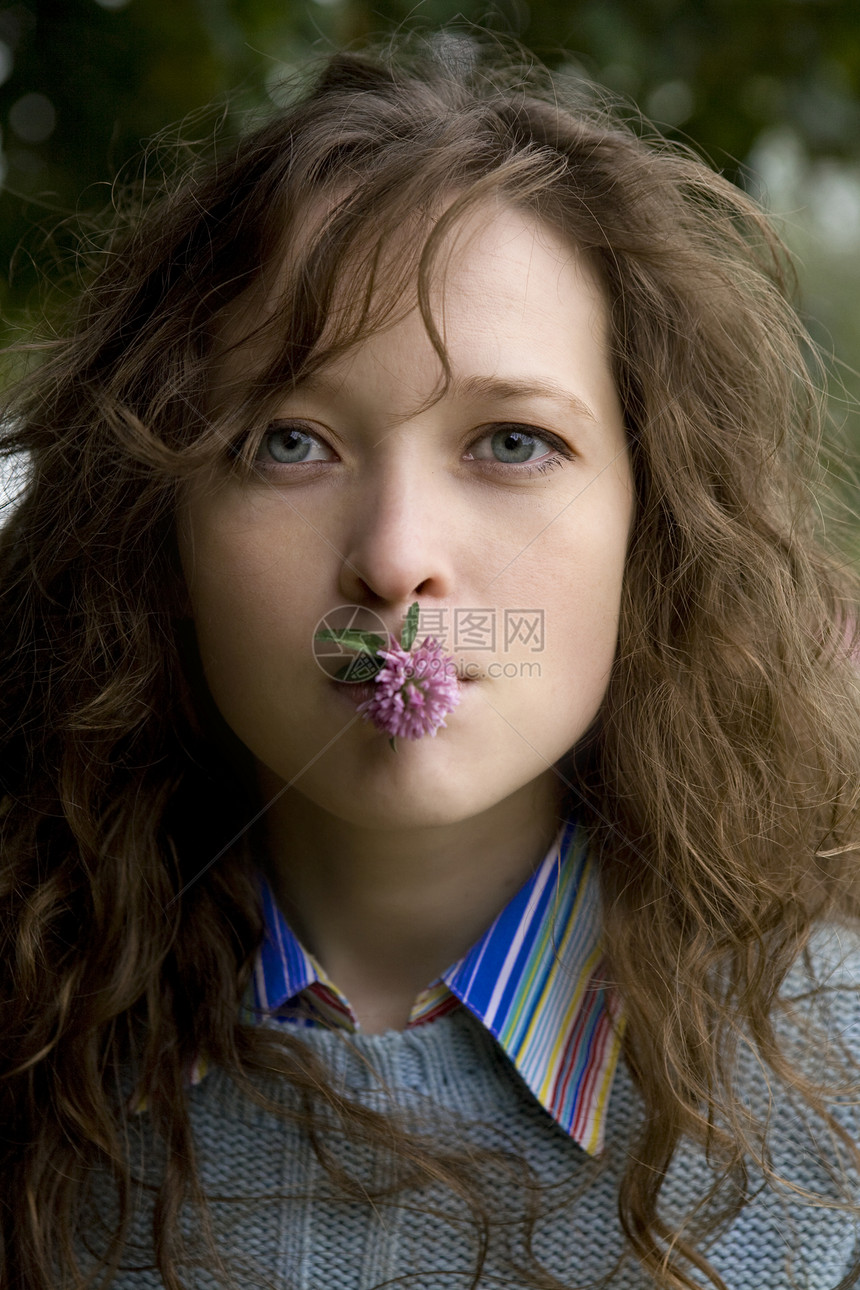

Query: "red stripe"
<box><xmin>549</xmin><ymin>967</ymin><xmax>613</xmax><ymax>1132</ymax></box>
<box><xmin>408</xmin><ymin>993</ymin><xmax>460</xmax><ymax>1028</ymax></box>
<box><xmin>569</xmin><ymin>1008</ymin><xmax>612</xmax><ymax>1141</ymax></box>
<box><xmin>306</xmin><ymin>981</ymin><xmax>355</xmax><ymax>1025</ymax></box>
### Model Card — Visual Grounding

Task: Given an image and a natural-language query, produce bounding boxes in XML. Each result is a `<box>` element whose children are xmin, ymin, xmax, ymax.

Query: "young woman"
<box><xmin>1</xmin><ymin>31</ymin><xmax>859</xmax><ymax>1290</ymax></box>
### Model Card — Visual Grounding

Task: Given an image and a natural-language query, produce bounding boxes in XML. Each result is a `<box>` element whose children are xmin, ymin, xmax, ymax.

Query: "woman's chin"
<box><xmin>258</xmin><ymin>739</ymin><xmax>513</xmax><ymax>833</ymax></box>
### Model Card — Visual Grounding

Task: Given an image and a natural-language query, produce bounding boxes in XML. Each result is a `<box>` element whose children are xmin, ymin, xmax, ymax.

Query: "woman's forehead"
<box><xmin>209</xmin><ymin>196</ymin><xmax>598</xmax><ymax>394</ymax></box>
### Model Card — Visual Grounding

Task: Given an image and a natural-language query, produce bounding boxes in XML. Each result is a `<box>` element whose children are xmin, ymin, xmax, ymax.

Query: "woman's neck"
<box><xmin>255</xmin><ymin>768</ymin><xmax>562</xmax><ymax>1033</ymax></box>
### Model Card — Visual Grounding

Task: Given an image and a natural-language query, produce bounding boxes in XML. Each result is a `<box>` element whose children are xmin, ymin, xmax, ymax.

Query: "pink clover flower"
<box><xmin>356</xmin><ymin>636</ymin><xmax>461</xmax><ymax>741</ymax></box>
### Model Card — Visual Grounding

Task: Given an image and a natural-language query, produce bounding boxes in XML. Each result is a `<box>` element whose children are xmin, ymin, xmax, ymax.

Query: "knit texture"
<box><xmin>87</xmin><ymin>927</ymin><xmax>860</xmax><ymax>1289</ymax></box>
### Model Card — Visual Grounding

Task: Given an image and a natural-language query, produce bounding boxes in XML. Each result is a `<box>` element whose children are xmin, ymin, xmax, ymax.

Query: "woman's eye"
<box><xmin>255</xmin><ymin>422</ymin><xmax>331</xmax><ymax>466</ymax></box>
<box><xmin>466</xmin><ymin>424</ymin><xmax>571</xmax><ymax>473</ymax></box>
<box><xmin>246</xmin><ymin>419</ymin><xmax>570</xmax><ymax>475</ymax></box>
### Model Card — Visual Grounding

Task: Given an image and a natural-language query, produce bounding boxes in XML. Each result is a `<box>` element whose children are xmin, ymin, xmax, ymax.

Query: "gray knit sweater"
<box><xmin>93</xmin><ymin>929</ymin><xmax>860</xmax><ymax>1289</ymax></box>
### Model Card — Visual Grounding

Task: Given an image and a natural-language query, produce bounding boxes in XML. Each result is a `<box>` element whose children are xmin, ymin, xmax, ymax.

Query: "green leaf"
<box><xmin>401</xmin><ymin>601</ymin><xmax>420</xmax><ymax>652</ymax></box>
<box><xmin>334</xmin><ymin>654</ymin><xmax>383</xmax><ymax>682</ymax></box>
<box><xmin>314</xmin><ymin>629</ymin><xmax>387</xmax><ymax>655</ymax></box>
<box><xmin>388</xmin><ymin>736</ymin><xmax>397</xmax><ymax>752</ymax></box>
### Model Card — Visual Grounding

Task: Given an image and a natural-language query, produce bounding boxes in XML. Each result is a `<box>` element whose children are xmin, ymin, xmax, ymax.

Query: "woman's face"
<box><xmin>178</xmin><ymin>202</ymin><xmax>635</xmax><ymax>831</ymax></box>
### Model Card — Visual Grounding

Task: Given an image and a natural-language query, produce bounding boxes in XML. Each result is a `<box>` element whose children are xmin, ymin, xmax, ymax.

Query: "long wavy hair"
<box><xmin>1</xmin><ymin>30</ymin><xmax>859</xmax><ymax>1290</ymax></box>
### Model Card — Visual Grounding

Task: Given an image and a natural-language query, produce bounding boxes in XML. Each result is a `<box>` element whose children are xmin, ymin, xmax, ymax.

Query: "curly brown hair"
<box><xmin>1</xmin><ymin>30</ymin><xmax>859</xmax><ymax>1290</ymax></box>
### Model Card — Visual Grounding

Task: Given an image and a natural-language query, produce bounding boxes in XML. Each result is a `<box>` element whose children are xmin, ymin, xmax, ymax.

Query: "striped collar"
<box><xmin>253</xmin><ymin>820</ymin><xmax>624</xmax><ymax>1155</ymax></box>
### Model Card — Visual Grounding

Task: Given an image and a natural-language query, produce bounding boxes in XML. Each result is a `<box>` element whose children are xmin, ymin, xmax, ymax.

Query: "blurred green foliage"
<box><xmin>4</xmin><ymin>0</ymin><xmax>860</xmax><ymax>297</ymax></box>
<box><xmin>0</xmin><ymin>0</ymin><xmax>858</xmax><ymax>547</ymax></box>
<box><xmin>3</xmin><ymin>0</ymin><xmax>859</xmax><ymax>291</ymax></box>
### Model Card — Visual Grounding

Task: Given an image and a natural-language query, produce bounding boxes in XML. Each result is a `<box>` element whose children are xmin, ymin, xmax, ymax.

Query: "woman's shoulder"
<box><xmin>767</xmin><ymin>922</ymin><xmax>860</xmax><ymax>1108</ymax></box>
<box><xmin>782</xmin><ymin>922</ymin><xmax>860</xmax><ymax>1046</ymax></box>
<box><xmin>652</xmin><ymin>924</ymin><xmax>860</xmax><ymax>1290</ymax></box>
<box><xmin>798</xmin><ymin>921</ymin><xmax>860</xmax><ymax>983</ymax></box>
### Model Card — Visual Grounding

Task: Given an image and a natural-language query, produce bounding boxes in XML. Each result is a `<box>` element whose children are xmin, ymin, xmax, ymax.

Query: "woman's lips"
<box><xmin>331</xmin><ymin>674</ymin><xmax>478</xmax><ymax>707</ymax></box>
<box><xmin>332</xmin><ymin>679</ymin><xmax>377</xmax><ymax>705</ymax></box>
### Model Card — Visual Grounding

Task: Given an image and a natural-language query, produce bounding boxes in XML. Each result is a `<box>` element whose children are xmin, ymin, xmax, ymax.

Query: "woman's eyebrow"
<box><xmin>296</xmin><ymin>372</ymin><xmax>598</xmax><ymax>422</ymax></box>
<box><xmin>444</xmin><ymin>374</ymin><xmax>598</xmax><ymax>422</ymax></box>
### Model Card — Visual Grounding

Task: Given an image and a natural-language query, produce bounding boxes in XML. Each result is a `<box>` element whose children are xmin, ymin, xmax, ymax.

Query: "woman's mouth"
<box><xmin>331</xmin><ymin>673</ymin><xmax>479</xmax><ymax>706</ymax></box>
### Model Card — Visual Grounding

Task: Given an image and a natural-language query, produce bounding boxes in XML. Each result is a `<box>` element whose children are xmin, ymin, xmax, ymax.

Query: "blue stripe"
<box><xmin>452</xmin><ymin>876</ymin><xmax>538</xmax><ymax>1007</ymax></box>
<box><xmin>449</xmin><ymin>839</ymin><xmax>561</xmax><ymax>1015</ymax></box>
<box><xmin>450</xmin><ymin>819</ymin><xmax>584</xmax><ymax>1045</ymax></box>
<box><xmin>256</xmin><ymin>876</ymin><xmax>315</xmax><ymax>1010</ymax></box>
<box><xmin>487</xmin><ymin>867</ymin><xmax>562</xmax><ymax>1029</ymax></box>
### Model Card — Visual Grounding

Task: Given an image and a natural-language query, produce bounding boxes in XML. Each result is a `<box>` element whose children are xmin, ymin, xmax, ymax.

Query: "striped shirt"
<box><xmin>251</xmin><ymin>820</ymin><xmax>624</xmax><ymax>1155</ymax></box>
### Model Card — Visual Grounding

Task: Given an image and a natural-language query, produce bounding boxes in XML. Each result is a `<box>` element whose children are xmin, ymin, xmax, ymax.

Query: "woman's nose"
<box><xmin>336</xmin><ymin>452</ymin><xmax>457</xmax><ymax>608</ymax></box>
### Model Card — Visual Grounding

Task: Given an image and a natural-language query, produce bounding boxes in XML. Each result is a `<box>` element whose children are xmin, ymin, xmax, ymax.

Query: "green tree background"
<box><xmin>1</xmin><ymin>0</ymin><xmax>858</xmax><ymax>550</ymax></box>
